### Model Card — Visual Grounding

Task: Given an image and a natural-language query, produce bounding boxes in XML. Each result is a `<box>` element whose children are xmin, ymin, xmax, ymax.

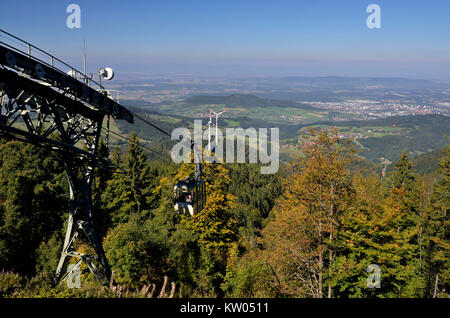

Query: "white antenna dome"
<box><xmin>99</xmin><ymin>67</ymin><xmax>114</xmax><ymax>81</ymax></box>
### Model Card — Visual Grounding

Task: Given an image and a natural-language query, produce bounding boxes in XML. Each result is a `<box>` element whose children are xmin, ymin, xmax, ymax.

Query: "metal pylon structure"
<box><xmin>0</xmin><ymin>30</ymin><xmax>134</xmax><ymax>286</ymax></box>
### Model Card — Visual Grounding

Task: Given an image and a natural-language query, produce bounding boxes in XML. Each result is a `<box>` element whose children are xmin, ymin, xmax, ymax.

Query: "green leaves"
<box><xmin>0</xmin><ymin>140</ymin><xmax>67</xmax><ymax>275</ymax></box>
<box><xmin>104</xmin><ymin>219</ymin><xmax>170</xmax><ymax>288</ymax></box>
<box><xmin>0</xmin><ymin>128</ymin><xmax>447</xmax><ymax>298</ymax></box>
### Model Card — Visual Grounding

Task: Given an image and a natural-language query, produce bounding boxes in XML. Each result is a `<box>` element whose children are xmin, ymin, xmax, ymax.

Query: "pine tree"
<box><xmin>388</xmin><ymin>151</ymin><xmax>423</xmax><ymax>295</ymax></box>
<box><xmin>331</xmin><ymin>173</ymin><xmax>384</xmax><ymax>298</ymax></box>
<box><xmin>335</xmin><ymin>153</ymin><xmax>424</xmax><ymax>297</ymax></box>
<box><xmin>91</xmin><ymin>139</ymin><xmax>113</xmax><ymax>236</ymax></box>
<box><xmin>0</xmin><ymin>141</ymin><xmax>67</xmax><ymax>275</ymax></box>
<box><xmin>423</xmin><ymin>146</ymin><xmax>450</xmax><ymax>297</ymax></box>
<box><xmin>104</xmin><ymin>132</ymin><xmax>159</xmax><ymax>225</ymax></box>
<box><xmin>390</xmin><ymin>151</ymin><xmax>422</xmax><ymax>217</ymax></box>
<box><xmin>259</xmin><ymin>128</ymin><xmax>354</xmax><ymax>297</ymax></box>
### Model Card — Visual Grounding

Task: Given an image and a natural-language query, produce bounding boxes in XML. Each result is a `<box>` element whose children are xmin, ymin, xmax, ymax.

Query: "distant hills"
<box><xmin>332</xmin><ymin>115</ymin><xmax>449</xmax><ymax>162</ymax></box>
<box><xmin>278</xmin><ymin>76</ymin><xmax>447</xmax><ymax>90</ymax></box>
<box><xmin>184</xmin><ymin>94</ymin><xmax>318</xmax><ymax>110</ymax></box>
<box><xmin>412</xmin><ymin>147</ymin><xmax>447</xmax><ymax>175</ymax></box>
<box><xmin>287</xmin><ymin>114</ymin><xmax>449</xmax><ymax>163</ymax></box>
<box><xmin>117</xmin><ymin>97</ymin><xmax>449</xmax><ymax>169</ymax></box>
<box><xmin>348</xmin><ymin>146</ymin><xmax>447</xmax><ymax>177</ymax></box>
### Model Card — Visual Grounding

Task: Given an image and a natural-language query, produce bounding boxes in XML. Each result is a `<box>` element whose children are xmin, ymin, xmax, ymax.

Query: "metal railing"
<box><xmin>0</xmin><ymin>29</ymin><xmax>105</xmax><ymax>92</ymax></box>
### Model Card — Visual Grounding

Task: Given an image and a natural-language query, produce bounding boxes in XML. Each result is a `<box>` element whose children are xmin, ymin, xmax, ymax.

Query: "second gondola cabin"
<box><xmin>174</xmin><ymin>178</ymin><xmax>206</xmax><ymax>216</ymax></box>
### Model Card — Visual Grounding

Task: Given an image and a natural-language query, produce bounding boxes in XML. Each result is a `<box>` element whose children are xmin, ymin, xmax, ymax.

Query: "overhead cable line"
<box><xmin>101</xmin><ymin>127</ymin><xmax>172</xmax><ymax>161</ymax></box>
<box><xmin>130</xmin><ymin>111</ymin><xmax>172</xmax><ymax>138</ymax></box>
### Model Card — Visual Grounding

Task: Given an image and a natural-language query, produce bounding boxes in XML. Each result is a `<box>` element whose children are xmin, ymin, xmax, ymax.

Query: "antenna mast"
<box><xmin>83</xmin><ymin>40</ymin><xmax>86</xmax><ymax>79</ymax></box>
<box><xmin>210</xmin><ymin>109</ymin><xmax>227</xmax><ymax>151</ymax></box>
<box><xmin>208</xmin><ymin>110</ymin><xmax>213</xmax><ymax>151</ymax></box>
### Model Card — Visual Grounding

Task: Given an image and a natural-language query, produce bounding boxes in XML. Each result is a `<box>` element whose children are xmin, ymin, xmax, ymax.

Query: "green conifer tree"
<box><xmin>423</xmin><ymin>146</ymin><xmax>450</xmax><ymax>297</ymax></box>
<box><xmin>104</xmin><ymin>132</ymin><xmax>159</xmax><ymax>225</ymax></box>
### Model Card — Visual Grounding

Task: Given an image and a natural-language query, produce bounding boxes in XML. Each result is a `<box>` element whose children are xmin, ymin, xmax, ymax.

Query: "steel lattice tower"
<box><xmin>0</xmin><ymin>30</ymin><xmax>134</xmax><ymax>286</ymax></box>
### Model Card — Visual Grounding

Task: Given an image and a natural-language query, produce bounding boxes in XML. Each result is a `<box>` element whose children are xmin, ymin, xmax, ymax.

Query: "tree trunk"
<box><xmin>318</xmin><ymin>220</ymin><xmax>323</xmax><ymax>298</ymax></box>
<box><xmin>328</xmin><ymin>185</ymin><xmax>335</xmax><ymax>298</ymax></box>
<box><xmin>328</xmin><ymin>244</ymin><xmax>333</xmax><ymax>298</ymax></box>
<box><xmin>433</xmin><ymin>274</ymin><xmax>439</xmax><ymax>298</ymax></box>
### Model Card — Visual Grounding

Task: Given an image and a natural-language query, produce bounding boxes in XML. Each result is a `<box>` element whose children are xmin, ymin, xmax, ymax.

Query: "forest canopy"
<box><xmin>0</xmin><ymin>129</ymin><xmax>448</xmax><ymax>298</ymax></box>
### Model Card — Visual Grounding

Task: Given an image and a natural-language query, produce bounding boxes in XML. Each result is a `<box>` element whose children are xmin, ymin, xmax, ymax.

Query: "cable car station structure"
<box><xmin>0</xmin><ymin>30</ymin><xmax>135</xmax><ymax>286</ymax></box>
<box><xmin>0</xmin><ymin>29</ymin><xmax>208</xmax><ymax>287</ymax></box>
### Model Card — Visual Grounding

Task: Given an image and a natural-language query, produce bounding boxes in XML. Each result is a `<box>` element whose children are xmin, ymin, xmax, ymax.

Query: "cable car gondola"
<box><xmin>127</xmin><ymin>112</ymin><xmax>207</xmax><ymax>216</ymax></box>
<box><xmin>174</xmin><ymin>178</ymin><xmax>206</xmax><ymax>216</ymax></box>
<box><xmin>174</xmin><ymin>140</ymin><xmax>206</xmax><ymax>216</ymax></box>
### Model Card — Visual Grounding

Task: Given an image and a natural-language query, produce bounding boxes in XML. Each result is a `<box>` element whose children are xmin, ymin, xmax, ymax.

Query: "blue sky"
<box><xmin>1</xmin><ymin>0</ymin><xmax>450</xmax><ymax>79</ymax></box>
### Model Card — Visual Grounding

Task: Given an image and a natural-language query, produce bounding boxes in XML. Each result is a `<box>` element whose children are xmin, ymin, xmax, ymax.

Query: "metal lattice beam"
<box><xmin>0</xmin><ymin>36</ymin><xmax>134</xmax><ymax>287</ymax></box>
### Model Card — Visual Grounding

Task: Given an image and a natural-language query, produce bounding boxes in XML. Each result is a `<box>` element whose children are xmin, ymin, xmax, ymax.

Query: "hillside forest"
<box><xmin>0</xmin><ymin>128</ymin><xmax>448</xmax><ymax>298</ymax></box>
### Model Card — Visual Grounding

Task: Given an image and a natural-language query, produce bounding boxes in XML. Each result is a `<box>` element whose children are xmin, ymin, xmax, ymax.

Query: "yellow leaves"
<box><xmin>430</xmin><ymin>237</ymin><xmax>450</xmax><ymax>250</ymax></box>
<box><xmin>158</xmin><ymin>176</ymin><xmax>171</xmax><ymax>186</ymax></box>
<box><xmin>346</xmin><ymin>239</ymin><xmax>355</xmax><ymax>248</ymax></box>
<box><xmin>368</xmin><ymin>226</ymin><xmax>379</xmax><ymax>235</ymax></box>
<box><xmin>170</xmin><ymin>159</ymin><xmax>239</xmax><ymax>250</ymax></box>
